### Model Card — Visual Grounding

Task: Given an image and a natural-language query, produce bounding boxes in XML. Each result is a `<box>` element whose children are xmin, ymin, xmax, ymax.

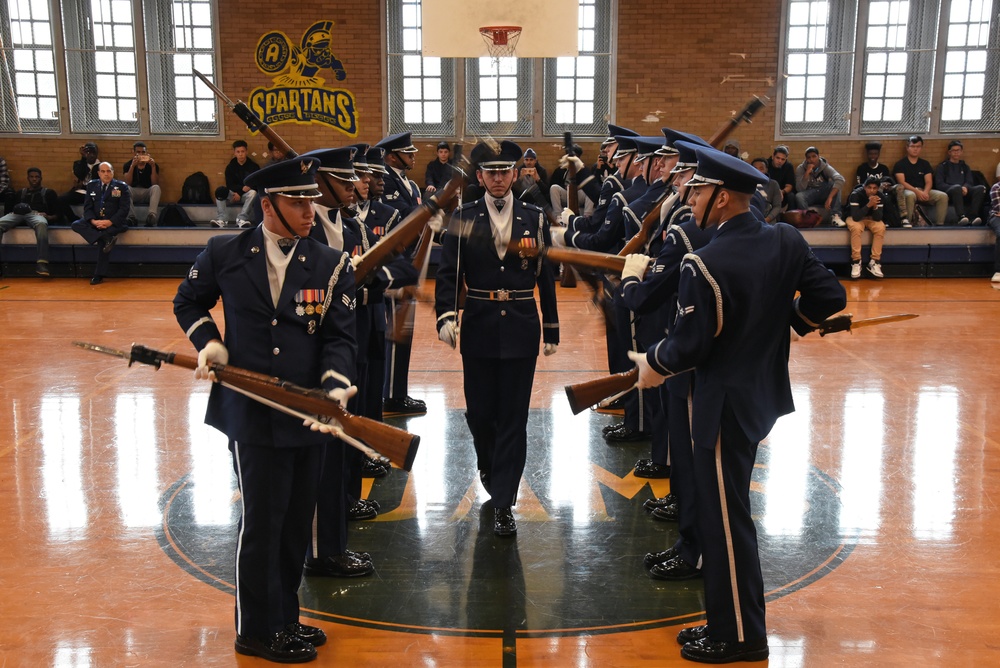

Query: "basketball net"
<box><xmin>478</xmin><ymin>27</ymin><xmax>522</xmax><ymax>140</ymax></box>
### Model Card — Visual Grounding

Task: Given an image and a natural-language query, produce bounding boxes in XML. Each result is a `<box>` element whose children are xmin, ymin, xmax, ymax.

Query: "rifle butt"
<box><xmin>564</xmin><ymin>368</ymin><xmax>639</xmax><ymax>415</ymax></box>
<box><xmin>343</xmin><ymin>416</ymin><xmax>421</xmax><ymax>472</ymax></box>
<box><xmin>544</xmin><ymin>247</ymin><xmax>626</xmax><ymax>275</ymax></box>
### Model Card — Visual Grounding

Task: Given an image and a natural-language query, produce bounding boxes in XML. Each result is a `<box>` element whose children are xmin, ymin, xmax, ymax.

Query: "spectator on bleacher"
<box><xmin>795</xmin><ymin>146</ymin><xmax>846</xmax><ymax>227</ymax></box>
<box><xmin>57</xmin><ymin>142</ymin><xmax>102</xmax><ymax>225</ymax></box>
<box><xmin>0</xmin><ymin>155</ymin><xmax>14</xmax><ymax>212</ymax></box>
<box><xmin>267</xmin><ymin>141</ymin><xmax>289</xmax><ymax>164</ymax></box>
<box><xmin>855</xmin><ymin>141</ymin><xmax>892</xmax><ymax>186</ymax></box>
<box><xmin>988</xmin><ymin>180</ymin><xmax>1000</xmax><ymax>283</ymax></box>
<box><xmin>766</xmin><ymin>145</ymin><xmax>796</xmax><ymax>209</ymax></box>
<box><xmin>722</xmin><ymin>139</ymin><xmax>741</xmax><ymax>159</ymax></box>
<box><xmin>513</xmin><ymin>148</ymin><xmax>549</xmax><ymax>200</ymax></box>
<box><xmin>212</xmin><ymin>140</ymin><xmax>260</xmax><ymax>229</ymax></box>
<box><xmin>751</xmin><ymin>157</ymin><xmax>782</xmax><ymax>223</ymax></box>
<box><xmin>846</xmin><ymin>176</ymin><xmax>888</xmax><ymax>280</ymax></box>
<box><xmin>892</xmin><ymin>135</ymin><xmax>948</xmax><ymax>227</ymax></box>
<box><xmin>549</xmin><ymin>144</ymin><xmax>596</xmax><ymax>215</ymax></box>
<box><xmin>122</xmin><ymin>141</ymin><xmax>161</xmax><ymax>227</ymax></box>
<box><xmin>0</xmin><ymin>167</ymin><xmax>58</xmax><ymax>276</ymax></box>
<box><xmin>934</xmin><ymin>140</ymin><xmax>985</xmax><ymax>226</ymax></box>
<box><xmin>71</xmin><ymin>162</ymin><xmax>131</xmax><ymax>285</ymax></box>
<box><xmin>423</xmin><ymin>141</ymin><xmax>453</xmax><ymax>198</ymax></box>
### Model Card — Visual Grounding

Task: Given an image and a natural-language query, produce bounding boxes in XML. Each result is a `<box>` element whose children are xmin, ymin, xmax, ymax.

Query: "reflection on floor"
<box><xmin>1</xmin><ymin>277</ymin><xmax>999</xmax><ymax>666</ymax></box>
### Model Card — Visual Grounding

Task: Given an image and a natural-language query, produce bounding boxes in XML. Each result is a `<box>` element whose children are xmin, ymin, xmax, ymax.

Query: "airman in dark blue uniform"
<box><xmin>71</xmin><ymin>162</ymin><xmax>131</xmax><ymax>284</ymax></box>
<box><xmin>173</xmin><ymin>158</ymin><xmax>357</xmax><ymax>664</ymax></box>
<box><xmin>631</xmin><ymin>147</ymin><xmax>846</xmax><ymax>664</ymax></box>
<box><xmin>434</xmin><ymin>140</ymin><xmax>559</xmax><ymax>536</ymax></box>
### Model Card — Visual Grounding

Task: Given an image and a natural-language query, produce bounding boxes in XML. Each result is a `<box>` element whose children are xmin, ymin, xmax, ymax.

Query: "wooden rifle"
<box><xmin>193</xmin><ymin>69</ymin><xmax>297</xmax><ymax>158</ymax></box>
<box><xmin>388</xmin><ymin>147</ymin><xmax>465</xmax><ymax>343</ymax></box>
<box><xmin>616</xmin><ymin>93</ymin><xmax>771</xmax><ymax>257</ymax></box>
<box><xmin>75</xmin><ymin>342</ymin><xmax>421</xmax><ymax>471</ymax></box>
<box><xmin>353</xmin><ymin>172</ymin><xmax>464</xmax><ymax>284</ymax></box>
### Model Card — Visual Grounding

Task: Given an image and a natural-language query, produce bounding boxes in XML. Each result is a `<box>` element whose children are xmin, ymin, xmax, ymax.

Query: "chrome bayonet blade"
<box><xmin>193</xmin><ymin>69</ymin><xmax>234</xmax><ymax>107</ymax></box>
<box><xmin>73</xmin><ymin>341</ymin><xmax>130</xmax><ymax>359</ymax></box>
<box><xmin>849</xmin><ymin>313</ymin><xmax>919</xmax><ymax>330</ymax></box>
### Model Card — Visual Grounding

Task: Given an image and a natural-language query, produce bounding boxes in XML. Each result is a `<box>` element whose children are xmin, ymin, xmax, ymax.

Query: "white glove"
<box><xmin>627</xmin><ymin>349</ymin><xmax>666</xmax><ymax>389</ymax></box>
<box><xmin>303</xmin><ymin>416</ymin><xmax>345</xmax><ymax>435</ymax></box>
<box><xmin>350</xmin><ymin>253</ymin><xmax>363</xmax><ymax>269</ymax></box>
<box><xmin>543</xmin><ymin>343</ymin><xmax>558</xmax><ymax>356</ymax></box>
<box><xmin>195</xmin><ymin>340</ymin><xmax>228</xmax><ymax>381</ymax></box>
<box><xmin>328</xmin><ymin>385</ymin><xmax>358</xmax><ymax>406</ymax></box>
<box><xmin>559</xmin><ymin>207</ymin><xmax>575</xmax><ymax>227</ymax></box>
<box><xmin>621</xmin><ymin>254</ymin><xmax>652</xmax><ymax>281</ymax></box>
<box><xmin>428</xmin><ymin>210</ymin><xmax>445</xmax><ymax>234</ymax></box>
<box><xmin>550</xmin><ymin>226</ymin><xmax>567</xmax><ymax>247</ymax></box>
<box><xmin>438</xmin><ymin>318</ymin><xmax>458</xmax><ymax>348</ymax></box>
<box><xmin>566</xmin><ymin>155</ymin><xmax>585</xmax><ymax>171</ymax></box>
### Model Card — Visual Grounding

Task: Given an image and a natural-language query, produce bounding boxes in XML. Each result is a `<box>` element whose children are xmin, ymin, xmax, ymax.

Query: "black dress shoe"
<box><xmin>89</xmin><ymin>275</ymin><xmax>104</xmax><ymax>285</ymax></box>
<box><xmin>345</xmin><ymin>549</ymin><xmax>372</xmax><ymax>563</ymax></box>
<box><xmin>493</xmin><ymin>507</ymin><xmax>517</xmax><ymax>536</ymax></box>
<box><xmin>235</xmin><ymin>630</ymin><xmax>317</xmax><ymax>663</ymax></box>
<box><xmin>676</xmin><ymin>624</ymin><xmax>709</xmax><ymax>646</ymax></box>
<box><xmin>602</xmin><ymin>421</ymin><xmax>623</xmax><ymax>435</ymax></box>
<box><xmin>604</xmin><ymin>425</ymin><xmax>651</xmax><ymax>443</ymax></box>
<box><xmin>649</xmin><ymin>555</ymin><xmax>702</xmax><ymax>581</ymax></box>
<box><xmin>651</xmin><ymin>503</ymin><xmax>679</xmax><ymax>522</ymax></box>
<box><xmin>643</xmin><ymin>493</ymin><xmax>677</xmax><ymax>512</ymax></box>
<box><xmin>102</xmin><ymin>235</ymin><xmax>117</xmax><ymax>253</ymax></box>
<box><xmin>303</xmin><ymin>553</ymin><xmax>374</xmax><ymax>578</ymax></box>
<box><xmin>383</xmin><ymin>396</ymin><xmax>427</xmax><ymax>416</ymax></box>
<box><xmin>362</xmin><ymin>457</ymin><xmax>389</xmax><ymax>477</ymax></box>
<box><xmin>680</xmin><ymin>636</ymin><xmax>768</xmax><ymax>663</ymax></box>
<box><xmin>35</xmin><ymin>261</ymin><xmax>50</xmax><ymax>277</ymax></box>
<box><xmin>347</xmin><ymin>499</ymin><xmax>379</xmax><ymax>521</ymax></box>
<box><xmin>634</xmin><ymin>458</ymin><xmax>670</xmax><ymax>478</ymax></box>
<box><xmin>285</xmin><ymin>622</ymin><xmax>327</xmax><ymax>647</ymax></box>
<box><xmin>643</xmin><ymin>545</ymin><xmax>680</xmax><ymax>570</ymax></box>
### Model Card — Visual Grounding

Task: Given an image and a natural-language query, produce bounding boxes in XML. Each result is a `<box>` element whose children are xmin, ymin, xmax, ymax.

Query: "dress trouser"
<box><xmin>70</xmin><ymin>218</ymin><xmax>128</xmax><ymax>277</ymax></box>
<box><xmin>462</xmin><ymin>355</ymin><xmax>537</xmax><ymax>509</ymax></box>
<box><xmin>692</xmin><ymin>401</ymin><xmax>766</xmax><ymax>643</ymax></box>
<box><xmin>663</xmin><ymin>379</ymin><xmax>700</xmax><ymax>567</ymax></box>
<box><xmin>384</xmin><ymin>294</ymin><xmax>414</xmax><ymax>400</ymax></box>
<box><xmin>232</xmin><ymin>441</ymin><xmax>323</xmax><ymax>638</ymax></box>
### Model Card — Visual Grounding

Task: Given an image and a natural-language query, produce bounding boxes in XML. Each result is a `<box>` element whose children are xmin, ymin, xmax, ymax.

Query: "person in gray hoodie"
<box><xmin>795</xmin><ymin>146</ymin><xmax>846</xmax><ymax>226</ymax></box>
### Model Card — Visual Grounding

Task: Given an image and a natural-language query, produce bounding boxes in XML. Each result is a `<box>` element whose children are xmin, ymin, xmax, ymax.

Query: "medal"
<box><xmin>295</xmin><ymin>304</ymin><xmax>305</xmax><ymax>316</ymax></box>
<box><xmin>307</xmin><ymin>320</ymin><xmax>317</xmax><ymax>334</ymax></box>
<box><xmin>521</xmin><ymin>259</ymin><xmax>529</xmax><ymax>270</ymax></box>
<box><xmin>305</xmin><ymin>304</ymin><xmax>315</xmax><ymax>315</ymax></box>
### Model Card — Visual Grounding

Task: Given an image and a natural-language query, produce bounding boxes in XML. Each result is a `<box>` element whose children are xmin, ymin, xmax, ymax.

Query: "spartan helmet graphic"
<box><xmin>299</xmin><ymin>21</ymin><xmax>347</xmax><ymax>81</ymax></box>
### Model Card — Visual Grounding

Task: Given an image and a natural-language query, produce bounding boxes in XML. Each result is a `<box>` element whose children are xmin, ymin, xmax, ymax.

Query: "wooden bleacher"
<box><xmin>1</xmin><ymin>207</ymin><xmax>995</xmax><ymax>279</ymax></box>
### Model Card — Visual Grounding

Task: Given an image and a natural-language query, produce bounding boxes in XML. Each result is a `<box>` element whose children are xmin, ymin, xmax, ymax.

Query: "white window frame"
<box><xmin>778</xmin><ymin>0</ymin><xmax>1000</xmax><ymax>138</ymax></box>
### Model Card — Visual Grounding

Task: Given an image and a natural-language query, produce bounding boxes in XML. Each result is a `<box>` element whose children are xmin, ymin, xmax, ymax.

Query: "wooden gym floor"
<box><xmin>1</xmin><ymin>275</ymin><xmax>999</xmax><ymax>667</ymax></box>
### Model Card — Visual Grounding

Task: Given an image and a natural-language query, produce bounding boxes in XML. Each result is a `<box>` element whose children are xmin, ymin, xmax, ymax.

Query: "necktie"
<box><xmin>276</xmin><ymin>237</ymin><xmax>296</xmax><ymax>255</ymax></box>
<box><xmin>494</xmin><ymin>199</ymin><xmax>505</xmax><ymax>212</ymax></box>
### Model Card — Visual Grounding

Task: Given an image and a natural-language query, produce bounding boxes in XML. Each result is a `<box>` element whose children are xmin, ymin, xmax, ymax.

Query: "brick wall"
<box><xmin>2</xmin><ymin>1</ymin><xmax>998</xmax><ymax>199</ymax></box>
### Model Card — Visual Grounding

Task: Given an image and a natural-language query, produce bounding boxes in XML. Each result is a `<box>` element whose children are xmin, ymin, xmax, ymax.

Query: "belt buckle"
<box><xmin>495</xmin><ymin>289</ymin><xmax>510</xmax><ymax>302</ymax></box>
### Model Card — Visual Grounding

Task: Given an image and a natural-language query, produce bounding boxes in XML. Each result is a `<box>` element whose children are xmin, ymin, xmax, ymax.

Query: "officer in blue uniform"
<box><xmin>374</xmin><ymin>131</ymin><xmax>427</xmax><ymax>416</ymax></box>
<box><xmin>435</xmin><ymin>140</ymin><xmax>559</xmax><ymax>536</ymax></box>
<box><xmin>630</xmin><ymin>147</ymin><xmax>846</xmax><ymax>664</ymax></box>
<box><xmin>71</xmin><ymin>162</ymin><xmax>131</xmax><ymax>284</ymax></box>
<box><xmin>173</xmin><ymin>157</ymin><xmax>357</xmax><ymax>664</ymax></box>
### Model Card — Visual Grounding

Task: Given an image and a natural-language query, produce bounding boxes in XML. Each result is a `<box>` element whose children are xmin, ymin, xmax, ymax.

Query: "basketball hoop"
<box><xmin>479</xmin><ymin>26</ymin><xmax>522</xmax><ymax>59</ymax></box>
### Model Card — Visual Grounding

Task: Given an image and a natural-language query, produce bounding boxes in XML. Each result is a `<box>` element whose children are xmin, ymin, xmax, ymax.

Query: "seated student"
<box><xmin>423</xmin><ymin>141</ymin><xmax>453</xmax><ymax>198</ymax></box>
<box><xmin>766</xmin><ymin>145</ymin><xmax>796</xmax><ymax>209</ymax></box>
<box><xmin>846</xmin><ymin>176</ymin><xmax>888</xmax><ymax>279</ymax></box>
<box><xmin>512</xmin><ymin>148</ymin><xmax>549</xmax><ymax>199</ymax></box>
<box><xmin>212</xmin><ymin>140</ymin><xmax>260</xmax><ymax>228</ymax></box>
<box><xmin>934</xmin><ymin>140</ymin><xmax>985</xmax><ymax>225</ymax></box>
<box><xmin>988</xmin><ymin>180</ymin><xmax>1000</xmax><ymax>283</ymax></box>
<box><xmin>795</xmin><ymin>146</ymin><xmax>846</xmax><ymax>226</ymax></box>
<box><xmin>56</xmin><ymin>142</ymin><xmax>101</xmax><ymax>224</ymax></box>
<box><xmin>722</xmin><ymin>139</ymin><xmax>741</xmax><ymax>158</ymax></box>
<box><xmin>751</xmin><ymin>157</ymin><xmax>783</xmax><ymax>223</ymax></box>
<box><xmin>267</xmin><ymin>141</ymin><xmax>289</xmax><ymax>164</ymax></box>
<box><xmin>549</xmin><ymin>144</ymin><xmax>596</xmax><ymax>215</ymax></box>
<box><xmin>0</xmin><ymin>155</ymin><xmax>14</xmax><ymax>212</ymax></box>
<box><xmin>122</xmin><ymin>141</ymin><xmax>161</xmax><ymax>227</ymax></box>
<box><xmin>71</xmin><ymin>162</ymin><xmax>131</xmax><ymax>285</ymax></box>
<box><xmin>0</xmin><ymin>167</ymin><xmax>59</xmax><ymax>276</ymax></box>
<box><xmin>854</xmin><ymin>141</ymin><xmax>901</xmax><ymax>227</ymax></box>
<box><xmin>893</xmin><ymin>135</ymin><xmax>948</xmax><ymax>226</ymax></box>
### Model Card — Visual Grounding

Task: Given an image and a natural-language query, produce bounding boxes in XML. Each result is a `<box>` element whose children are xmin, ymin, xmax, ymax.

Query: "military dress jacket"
<box><xmin>647</xmin><ymin>212</ymin><xmax>846</xmax><ymax>448</ymax></box>
<box><xmin>83</xmin><ymin>178</ymin><xmax>131</xmax><ymax>226</ymax></box>
<box><xmin>566</xmin><ymin>172</ymin><xmax>627</xmax><ymax>235</ymax></box>
<box><xmin>382</xmin><ymin>166</ymin><xmax>421</xmax><ymax>217</ymax></box>
<box><xmin>173</xmin><ymin>228</ymin><xmax>357</xmax><ymax>448</ymax></box>
<box><xmin>566</xmin><ymin>176</ymin><xmax>648</xmax><ymax>253</ymax></box>
<box><xmin>435</xmin><ymin>198</ymin><xmax>559</xmax><ymax>359</ymax></box>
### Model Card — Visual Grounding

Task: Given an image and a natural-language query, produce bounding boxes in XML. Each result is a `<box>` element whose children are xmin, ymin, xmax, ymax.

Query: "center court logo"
<box><xmin>156</xmin><ymin>413</ymin><xmax>857</xmax><ymax>636</ymax></box>
<box><xmin>249</xmin><ymin>20</ymin><xmax>358</xmax><ymax>137</ymax></box>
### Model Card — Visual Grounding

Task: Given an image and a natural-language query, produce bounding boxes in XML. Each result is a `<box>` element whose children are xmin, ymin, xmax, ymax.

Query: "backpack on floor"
<box><xmin>158</xmin><ymin>203</ymin><xmax>195</xmax><ymax>227</ymax></box>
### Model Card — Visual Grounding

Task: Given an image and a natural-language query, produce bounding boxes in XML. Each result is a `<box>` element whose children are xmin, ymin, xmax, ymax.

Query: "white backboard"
<box><xmin>421</xmin><ymin>0</ymin><xmax>580</xmax><ymax>58</ymax></box>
